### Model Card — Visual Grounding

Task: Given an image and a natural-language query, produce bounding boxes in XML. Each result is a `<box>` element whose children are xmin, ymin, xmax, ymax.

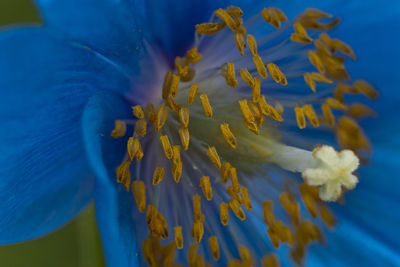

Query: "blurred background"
<box><xmin>0</xmin><ymin>1</ymin><xmax>105</xmax><ymax>266</ymax></box>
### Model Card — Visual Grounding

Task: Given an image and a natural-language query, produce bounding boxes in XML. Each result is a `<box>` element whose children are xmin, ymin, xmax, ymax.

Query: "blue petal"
<box><xmin>82</xmin><ymin>90</ymin><xmax>138</xmax><ymax>267</ymax></box>
<box><xmin>0</xmin><ymin>27</ymin><xmax>131</xmax><ymax>244</ymax></box>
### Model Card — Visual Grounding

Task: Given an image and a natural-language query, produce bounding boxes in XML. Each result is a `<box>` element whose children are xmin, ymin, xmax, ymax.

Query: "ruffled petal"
<box><xmin>0</xmin><ymin>27</ymin><xmax>130</xmax><ymax>244</ymax></box>
<box><xmin>82</xmin><ymin>90</ymin><xmax>139</xmax><ymax>267</ymax></box>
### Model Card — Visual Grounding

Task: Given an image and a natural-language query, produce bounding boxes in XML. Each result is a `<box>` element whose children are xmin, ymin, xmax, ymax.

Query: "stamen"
<box><xmin>170</xmin><ymin>74</ymin><xmax>180</xmax><ymax>98</ymax></box>
<box><xmin>261</xmin><ymin>7</ymin><xmax>287</xmax><ymax>29</ymax></box>
<box><xmin>240</xmin><ymin>187</ymin><xmax>253</xmax><ymax>210</ymax></box>
<box><xmin>200</xmin><ymin>176</ymin><xmax>213</xmax><ymax>201</ymax></box>
<box><xmin>111</xmin><ymin>120</ymin><xmax>127</xmax><ymax>138</ymax></box>
<box><xmin>295</xmin><ymin>106</ymin><xmax>306</xmax><ymax>129</ymax></box>
<box><xmin>116</xmin><ymin>161</ymin><xmax>131</xmax><ymax>191</ymax></box>
<box><xmin>226</xmin><ymin>6</ymin><xmax>243</xmax><ymax>18</ymax></box>
<box><xmin>155</xmin><ymin>104</ymin><xmax>169</xmax><ymax>131</ymax></box>
<box><xmin>222</xmin><ymin>62</ymin><xmax>238</xmax><ymax>88</ymax></box>
<box><xmin>290</xmin><ymin>23</ymin><xmax>312</xmax><ymax>44</ymax></box>
<box><xmin>187</xmin><ymin>84</ymin><xmax>199</xmax><ymax>105</ymax></box>
<box><xmin>132</xmin><ymin>180</ymin><xmax>146</xmax><ymax>213</ymax></box>
<box><xmin>308</xmin><ymin>50</ymin><xmax>325</xmax><ymax>73</ymax></box>
<box><xmin>186</xmin><ymin>47</ymin><xmax>203</xmax><ymax>64</ymax></box>
<box><xmin>134</xmin><ymin>119</ymin><xmax>147</xmax><ymax>137</ymax></box>
<box><xmin>179</xmin><ymin>126</ymin><xmax>190</xmax><ymax>151</ymax></box>
<box><xmin>253</xmin><ymin>55</ymin><xmax>268</xmax><ymax>79</ymax></box>
<box><xmin>215</xmin><ymin>8</ymin><xmax>239</xmax><ymax>31</ymax></box>
<box><xmin>246</xmin><ymin>34</ymin><xmax>258</xmax><ymax>55</ymax></box>
<box><xmin>219</xmin><ymin>202</ymin><xmax>229</xmax><ymax>226</ymax></box>
<box><xmin>144</xmin><ymin>103</ymin><xmax>156</xmax><ymax>123</ymax></box>
<box><xmin>240</xmin><ymin>68</ymin><xmax>255</xmax><ymax>88</ymax></box>
<box><xmin>196</xmin><ymin>22</ymin><xmax>226</xmax><ymax>35</ymax></box>
<box><xmin>166</xmin><ymin>97</ymin><xmax>180</xmax><ymax>113</ymax></box>
<box><xmin>221</xmin><ymin>162</ymin><xmax>232</xmax><ymax>184</ymax></box>
<box><xmin>191</xmin><ymin>221</ymin><xmax>204</xmax><ymax>243</ymax></box>
<box><xmin>200</xmin><ymin>94</ymin><xmax>213</xmax><ymax>118</ymax></box>
<box><xmin>179</xmin><ymin>107</ymin><xmax>190</xmax><ymax>128</ymax></box>
<box><xmin>229</xmin><ymin>198</ymin><xmax>246</xmax><ymax>220</ymax></box>
<box><xmin>152</xmin><ymin>166</ymin><xmax>165</xmax><ymax>186</ymax></box>
<box><xmin>127</xmin><ymin>137</ymin><xmax>141</xmax><ymax>161</ymax></box>
<box><xmin>160</xmin><ymin>135</ymin><xmax>173</xmax><ymax>159</ymax></box>
<box><xmin>207</xmin><ymin>146</ymin><xmax>222</xmax><ymax>169</ymax></box>
<box><xmin>303</xmin><ymin>104</ymin><xmax>320</xmax><ymax>127</ymax></box>
<box><xmin>174</xmin><ymin>226</ymin><xmax>184</xmax><ymax>249</ymax></box>
<box><xmin>132</xmin><ymin>105</ymin><xmax>144</xmax><ymax>119</ymax></box>
<box><xmin>162</xmin><ymin>71</ymin><xmax>173</xmax><ymax>99</ymax></box>
<box><xmin>208</xmin><ymin>236</ymin><xmax>220</xmax><ymax>260</ymax></box>
<box><xmin>235</xmin><ymin>32</ymin><xmax>246</xmax><ymax>56</ymax></box>
<box><xmin>220</xmin><ymin>123</ymin><xmax>237</xmax><ymax>148</ymax></box>
<box><xmin>262</xmin><ymin>254</ymin><xmax>279</xmax><ymax>267</ymax></box>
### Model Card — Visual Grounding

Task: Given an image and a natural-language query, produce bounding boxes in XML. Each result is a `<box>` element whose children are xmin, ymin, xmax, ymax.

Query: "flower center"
<box><xmin>110</xmin><ymin>5</ymin><xmax>377</xmax><ymax>266</ymax></box>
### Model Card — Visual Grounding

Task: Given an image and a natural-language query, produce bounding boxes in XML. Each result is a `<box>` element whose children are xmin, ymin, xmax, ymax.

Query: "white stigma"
<box><xmin>268</xmin><ymin>143</ymin><xmax>359</xmax><ymax>202</ymax></box>
<box><xmin>302</xmin><ymin>145</ymin><xmax>359</xmax><ymax>201</ymax></box>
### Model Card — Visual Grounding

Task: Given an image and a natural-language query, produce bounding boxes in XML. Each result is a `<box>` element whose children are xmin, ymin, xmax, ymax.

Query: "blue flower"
<box><xmin>1</xmin><ymin>0</ymin><xmax>399</xmax><ymax>266</ymax></box>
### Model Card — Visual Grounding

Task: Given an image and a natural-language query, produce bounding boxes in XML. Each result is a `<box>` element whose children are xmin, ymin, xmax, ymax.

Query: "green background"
<box><xmin>0</xmin><ymin>1</ymin><xmax>106</xmax><ymax>266</ymax></box>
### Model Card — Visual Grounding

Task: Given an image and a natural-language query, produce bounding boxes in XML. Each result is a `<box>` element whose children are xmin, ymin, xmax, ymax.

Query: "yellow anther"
<box><xmin>166</xmin><ymin>97</ymin><xmax>180</xmax><ymax>113</ymax></box>
<box><xmin>111</xmin><ymin>120</ymin><xmax>127</xmax><ymax>138</ymax></box>
<box><xmin>303</xmin><ymin>104</ymin><xmax>319</xmax><ymax>127</ymax></box>
<box><xmin>132</xmin><ymin>105</ymin><xmax>144</xmax><ymax>119</ymax></box>
<box><xmin>239</xmin><ymin>246</ymin><xmax>253</xmax><ymax>265</ymax></box>
<box><xmin>226</xmin><ymin>6</ymin><xmax>243</xmax><ymax>17</ymax></box>
<box><xmin>263</xmin><ymin>200</ymin><xmax>275</xmax><ymax>226</ymax></box>
<box><xmin>267</xmin><ymin>225</ymin><xmax>281</xmax><ymax>249</ymax></box>
<box><xmin>304</xmin><ymin>72</ymin><xmax>332</xmax><ymax>92</ymax></box>
<box><xmin>195</xmin><ymin>22</ymin><xmax>226</xmax><ymax>35</ymax></box>
<box><xmin>319</xmin><ymin>205</ymin><xmax>337</xmax><ymax>229</ymax></box>
<box><xmin>229</xmin><ymin>167</ymin><xmax>240</xmax><ymax>193</ymax></box>
<box><xmin>332</xmin><ymin>39</ymin><xmax>356</xmax><ymax>60</ymax></box>
<box><xmin>193</xmin><ymin>194</ymin><xmax>203</xmax><ymax>222</ymax></box>
<box><xmin>180</xmin><ymin>68</ymin><xmax>196</xmax><ymax>82</ymax></box>
<box><xmin>220</xmin><ymin>123</ymin><xmax>237</xmax><ymax>148</ymax></box>
<box><xmin>295</xmin><ymin>106</ymin><xmax>306</xmax><ymax>129</ymax></box>
<box><xmin>321</xmin><ymin>103</ymin><xmax>335</xmax><ymax>126</ymax></box>
<box><xmin>337</xmin><ymin>116</ymin><xmax>371</xmax><ymax>153</ymax></box>
<box><xmin>228</xmin><ymin>259</ymin><xmax>243</xmax><ymax>267</ymax></box>
<box><xmin>188</xmin><ymin>84</ymin><xmax>199</xmax><ymax>105</ymax></box>
<box><xmin>186</xmin><ymin>47</ymin><xmax>203</xmax><ymax>64</ymax></box>
<box><xmin>144</xmin><ymin>103</ymin><xmax>156</xmax><ymax>123</ymax></box>
<box><xmin>219</xmin><ymin>202</ymin><xmax>229</xmax><ymax>226</ymax></box>
<box><xmin>347</xmin><ymin>103</ymin><xmax>376</xmax><ymax>119</ymax></box>
<box><xmin>172</xmin><ymin>145</ymin><xmax>183</xmax><ymax>183</ymax></box>
<box><xmin>149</xmin><ymin>211</ymin><xmax>169</xmax><ymax>239</ymax></box>
<box><xmin>170</xmin><ymin>74</ymin><xmax>180</xmax><ymax>98</ymax></box>
<box><xmin>311</xmin><ymin>72</ymin><xmax>333</xmax><ymax>83</ymax></box>
<box><xmin>172</xmin><ymin>160</ymin><xmax>182</xmax><ymax>184</ymax></box>
<box><xmin>146</xmin><ymin>205</ymin><xmax>157</xmax><ymax>226</ymax></box>
<box><xmin>116</xmin><ymin>161</ymin><xmax>131</xmax><ymax>191</ymax></box>
<box><xmin>179</xmin><ymin>126</ymin><xmax>190</xmax><ymax>151</ymax></box>
<box><xmin>308</xmin><ymin>50</ymin><xmax>325</xmax><ymax>73</ymax></box>
<box><xmin>152</xmin><ymin>166</ymin><xmax>165</xmax><ymax>186</ymax></box>
<box><xmin>142</xmin><ymin>238</ymin><xmax>157</xmax><ymax>266</ymax></box>
<box><xmin>258</xmin><ymin>96</ymin><xmax>284</xmax><ymax>122</ymax></box>
<box><xmin>279</xmin><ymin>192</ymin><xmax>300</xmax><ymax>224</ymax></box>
<box><xmin>222</xmin><ymin>62</ymin><xmax>238</xmax><ymax>88</ymax></box>
<box><xmin>326</xmin><ymin>97</ymin><xmax>347</xmax><ymax>110</ymax></box>
<box><xmin>244</xmin><ymin>119</ymin><xmax>259</xmax><ymax>135</ymax></box>
<box><xmin>235</xmin><ymin>32</ymin><xmax>246</xmax><ymax>56</ymax></box>
<box><xmin>188</xmin><ymin>244</ymin><xmax>198</xmax><ymax>266</ymax></box>
<box><xmin>155</xmin><ymin>104</ymin><xmax>169</xmax><ymax>131</ymax></box>
<box><xmin>199</xmin><ymin>94</ymin><xmax>213</xmax><ymax>118</ymax></box>
<box><xmin>304</xmin><ymin>73</ymin><xmax>316</xmax><ymax>92</ymax></box>
<box><xmin>134</xmin><ymin>119</ymin><xmax>147</xmax><ymax>137</ymax></box>
<box><xmin>174</xmin><ymin>226</ymin><xmax>183</xmax><ymax>249</ymax></box>
<box><xmin>240</xmin><ymin>68</ymin><xmax>255</xmax><ymax>88</ymax></box>
<box><xmin>207</xmin><ymin>236</ymin><xmax>220</xmax><ymax>261</ymax></box>
<box><xmin>162</xmin><ymin>71</ymin><xmax>173</xmax><ymax>99</ymax></box>
<box><xmin>253</xmin><ymin>55</ymin><xmax>268</xmax><ymax>79</ymax></box>
<box><xmin>132</xmin><ymin>180</ymin><xmax>146</xmax><ymax>213</ymax></box>
<box><xmin>246</xmin><ymin>34</ymin><xmax>258</xmax><ymax>55</ymax></box>
<box><xmin>207</xmin><ymin>146</ymin><xmax>222</xmax><ymax>169</ymax></box>
<box><xmin>240</xmin><ymin>187</ymin><xmax>253</xmax><ymax>210</ymax></box>
<box><xmin>200</xmin><ymin>176</ymin><xmax>213</xmax><ymax>201</ymax></box>
<box><xmin>177</xmin><ymin>108</ymin><xmax>190</xmax><ymax>128</ymax></box>
<box><xmin>261</xmin><ymin>7</ymin><xmax>287</xmax><ymax>28</ymax></box>
<box><xmin>221</xmin><ymin>162</ymin><xmax>231</xmax><ymax>184</ymax></box>
<box><xmin>290</xmin><ymin>23</ymin><xmax>312</xmax><ymax>44</ymax></box>
<box><xmin>247</xmin><ymin>100</ymin><xmax>262</xmax><ymax>119</ymax></box>
<box><xmin>314</xmin><ymin>38</ymin><xmax>331</xmax><ymax>57</ymax></box>
<box><xmin>127</xmin><ymin>137</ymin><xmax>140</xmax><ymax>161</ymax></box>
<box><xmin>354</xmin><ymin>80</ymin><xmax>379</xmax><ymax>99</ymax></box>
<box><xmin>299</xmin><ymin>184</ymin><xmax>319</xmax><ymax>217</ymax></box>
<box><xmin>160</xmin><ymin>242</ymin><xmax>176</xmax><ymax>266</ymax></box>
<box><xmin>267</xmin><ymin>63</ymin><xmax>284</xmax><ymax>83</ymax></box>
<box><xmin>262</xmin><ymin>254</ymin><xmax>279</xmax><ymax>267</ymax></box>
<box><xmin>238</xmin><ymin>99</ymin><xmax>255</xmax><ymax>123</ymax></box>
<box><xmin>160</xmin><ymin>135</ymin><xmax>173</xmax><ymax>159</ymax></box>
<box><xmin>192</xmin><ymin>221</ymin><xmax>204</xmax><ymax>243</ymax></box>
<box><xmin>229</xmin><ymin>198</ymin><xmax>246</xmax><ymax>220</ymax></box>
<box><xmin>175</xmin><ymin>56</ymin><xmax>189</xmax><ymax>77</ymax></box>
<box><xmin>215</xmin><ymin>8</ymin><xmax>239</xmax><ymax>31</ymax></box>
<box><xmin>252</xmin><ymin>77</ymin><xmax>261</xmax><ymax>102</ymax></box>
